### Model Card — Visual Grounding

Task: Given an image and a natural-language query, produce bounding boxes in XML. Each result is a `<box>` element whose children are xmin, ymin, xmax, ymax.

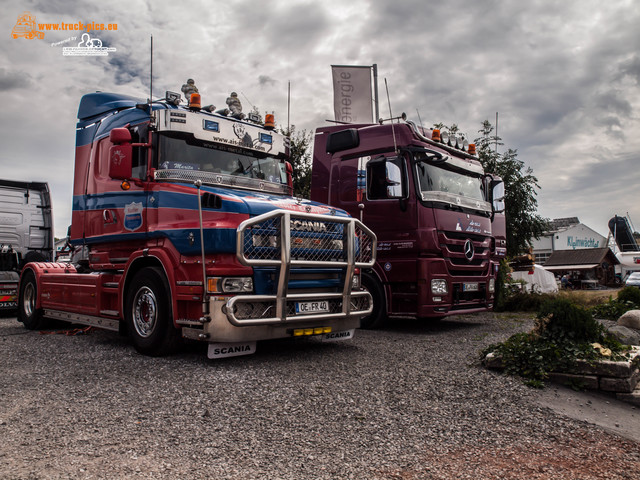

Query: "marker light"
<box><xmin>468</xmin><ymin>143</ymin><xmax>477</xmax><ymax>155</ymax></box>
<box><xmin>189</xmin><ymin>93</ymin><xmax>201</xmax><ymax>111</ymax></box>
<box><xmin>121</xmin><ymin>180</ymin><xmax>131</xmax><ymax>190</ymax></box>
<box><xmin>264</xmin><ymin>114</ymin><xmax>275</xmax><ymax>130</ymax></box>
<box><xmin>292</xmin><ymin>326</ymin><xmax>332</xmax><ymax>337</ymax></box>
<box><xmin>432</xmin><ymin>129</ymin><xmax>441</xmax><ymax>142</ymax></box>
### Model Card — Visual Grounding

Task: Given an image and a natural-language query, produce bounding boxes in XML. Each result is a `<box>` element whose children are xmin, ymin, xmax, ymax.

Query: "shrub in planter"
<box><xmin>537</xmin><ymin>298</ymin><xmax>603</xmax><ymax>343</ymax></box>
<box><xmin>618</xmin><ymin>286</ymin><xmax>640</xmax><ymax>305</ymax></box>
<box><xmin>483</xmin><ymin>298</ymin><xmax>628</xmax><ymax>387</ymax></box>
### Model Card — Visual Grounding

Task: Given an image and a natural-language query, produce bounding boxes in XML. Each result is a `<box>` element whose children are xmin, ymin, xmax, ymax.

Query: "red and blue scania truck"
<box><xmin>311</xmin><ymin>120</ymin><xmax>505</xmax><ymax>327</ymax></box>
<box><xmin>17</xmin><ymin>87</ymin><xmax>376</xmax><ymax>358</ymax></box>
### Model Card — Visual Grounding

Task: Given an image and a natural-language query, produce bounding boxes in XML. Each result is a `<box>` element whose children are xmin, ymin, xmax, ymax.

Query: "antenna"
<box><xmin>287</xmin><ymin>81</ymin><xmax>291</xmax><ymax>136</ymax></box>
<box><xmin>416</xmin><ymin>109</ymin><xmax>424</xmax><ymax>131</ymax></box>
<box><xmin>240</xmin><ymin>91</ymin><xmax>255</xmax><ymax>110</ymax></box>
<box><xmin>372</xmin><ymin>64</ymin><xmax>379</xmax><ymax>123</ymax></box>
<box><xmin>495</xmin><ymin>111</ymin><xmax>498</xmax><ymax>153</ymax></box>
<box><xmin>149</xmin><ymin>35</ymin><xmax>153</xmax><ymax>105</ymax></box>
<box><xmin>384</xmin><ymin>78</ymin><xmax>398</xmax><ymax>154</ymax></box>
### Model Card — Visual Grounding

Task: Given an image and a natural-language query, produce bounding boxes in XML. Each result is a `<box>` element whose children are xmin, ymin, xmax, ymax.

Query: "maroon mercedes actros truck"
<box><xmin>311</xmin><ymin>120</ymin><xmax>506</xmax><ymax>327</ymax></box>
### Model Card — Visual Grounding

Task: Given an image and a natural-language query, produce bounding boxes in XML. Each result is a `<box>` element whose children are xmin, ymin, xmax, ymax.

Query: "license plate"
<box><xmin>295</xmin><ymin>300</ymin><xmax>329</xmax><ymax>314</ymax></box>
<box><xmin>463</xmin><ymin>282</ymin><xmax>479</xmax><ymax>292</ymax></box>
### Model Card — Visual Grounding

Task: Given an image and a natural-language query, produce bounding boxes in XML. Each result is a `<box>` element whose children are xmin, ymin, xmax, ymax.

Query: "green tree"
<box><xmin>475</xmin><ymin>120</ymin><xmax>548</xmax><ymax>256</ymax></box>
<box><xmin>280</xmin><ymin>126</ymin><xmax>312</xmax><ymax>198</ymax></box>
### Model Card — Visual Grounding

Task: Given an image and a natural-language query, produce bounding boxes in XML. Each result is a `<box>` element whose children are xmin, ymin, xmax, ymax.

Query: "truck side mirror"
<box><xmin>385</xmin><ymin>161</ymin><xmax>403</xmax><ymax>199</ymax></box>
<box><xmin>490</xmin><ymin>179</ymin><xmax>505</xmax><ymax>214</ymax></box>
<box><xmin>108</xmin><ymin>128</ymin><xmax>133</xmax><ymax>180</ymax></box>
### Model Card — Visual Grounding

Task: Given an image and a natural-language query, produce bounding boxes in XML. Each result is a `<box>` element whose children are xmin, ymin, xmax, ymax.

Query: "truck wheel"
<box><xmin>22</xmin><ymin>251</ymin><xmax>47</xmax><ymax>267</ymax></box>
<box><xmin>360</xmin><ymin>273</ymin><xmax>387</xmax><ymax>329</ymax></box>
<box><xmin>125</xmin><ymin>267</ymin><xmax>180</xmax><ymax>356</ymax></box>
<box><xmin>18</xmin><ymin>270</ymin><xmax>49</xmax><ymax>330</ymax></box>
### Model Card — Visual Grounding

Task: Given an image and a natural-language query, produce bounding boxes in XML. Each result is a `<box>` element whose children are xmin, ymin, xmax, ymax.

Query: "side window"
<box><xmin>366</xmin><ymin>156</ymin><xmax>404</xmax><ymax>200</ymax></box>
<box><xmin>131</xmin><ymin>127</ymin><xmax>148</xmax><ymax>180</ymax></box>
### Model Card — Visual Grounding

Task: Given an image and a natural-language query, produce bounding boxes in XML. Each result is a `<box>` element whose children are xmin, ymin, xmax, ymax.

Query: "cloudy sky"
<box><xmin>2</xmin><ymin>0</ymin><xmax>639</xmax><ymax>239</ymax></box>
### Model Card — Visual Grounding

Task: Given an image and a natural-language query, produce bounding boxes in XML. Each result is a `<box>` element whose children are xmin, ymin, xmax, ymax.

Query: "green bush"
<box><xmin>537</xmin><ymin>298</ymin><xmax>603</xmax><ymax>343</ymax></box>
<box><xmin>483</xmin><ymin>298</ymin><xmax>629</xmax><ymax>387</ymax></box>
<box><xmin>617</xmin><ymin>286</ymin><xmax>640</xmax><ymax>305</ymax></box>
<box><xmin>590</xmin><ymin>288</ymin><xmax>640</xmax><ymax>321</ymax></box>
<box><xmin>500</xmin><ymin>291</ymin><xmax>555</xmax><ymax>312</ymax></box>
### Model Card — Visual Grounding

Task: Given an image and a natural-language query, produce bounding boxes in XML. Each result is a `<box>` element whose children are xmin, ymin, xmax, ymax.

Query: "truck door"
<box><xmin>338</xmin><ymin>153</ymin><xmax>419</xmax><ymax>313</ymax></box>
<box><xmin>83</xmin><ymin>131</ymin><xmax>149</xmax><ymax>243</ymax></box>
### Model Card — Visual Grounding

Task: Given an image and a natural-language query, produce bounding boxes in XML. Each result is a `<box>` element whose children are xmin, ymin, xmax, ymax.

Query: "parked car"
<box><xmin>625</xmin><ymin>272</ymin><xmax>640</xmax><ymax>288</ymax></box>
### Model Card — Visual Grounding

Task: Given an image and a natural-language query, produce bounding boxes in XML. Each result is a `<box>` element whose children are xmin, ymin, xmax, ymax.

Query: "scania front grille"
<box><xmin>228</xmin><ymin>210</ymin><xmax>376</xmax><ymax>325</ymax></box>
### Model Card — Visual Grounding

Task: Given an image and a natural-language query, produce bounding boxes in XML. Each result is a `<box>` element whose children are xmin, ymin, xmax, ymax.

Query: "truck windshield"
<box><xmin>156</xmin><ymin>133</ymin><xmax>288</xmax><ymax>193</ymax></box>
<box><xmin>414</xmin><ymin>157</ymin><xmax>489</xmax><ymax>212</ymax></box>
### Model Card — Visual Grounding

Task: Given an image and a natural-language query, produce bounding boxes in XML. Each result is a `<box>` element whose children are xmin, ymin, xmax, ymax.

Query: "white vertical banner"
<box><xmin>332</xmin><ymin>65</ymin><xmax>373</xmax><ymax>124</ymax></box>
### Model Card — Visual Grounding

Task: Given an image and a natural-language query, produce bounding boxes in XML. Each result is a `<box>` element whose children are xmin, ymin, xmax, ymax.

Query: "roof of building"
<box><xmin>544</xmin><ymin>247</ymin><xmax>619</xmax><ymax>268</ymax></box>
<box><xmin>548</xmin><ymin>217</ymin><xmax>580</xmax><ymax>232</ymax></box>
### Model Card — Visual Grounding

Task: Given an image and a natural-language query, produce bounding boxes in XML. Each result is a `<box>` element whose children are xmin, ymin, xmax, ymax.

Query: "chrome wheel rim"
<box><xmin>23</xmin><ymin>283</ymin><xmax>35</xmax><ymax>318</ymax></box>
<box><xmin>133</xmin><ymin>286</ymin><xmax>158</xmax><ymax>338</ymax></box>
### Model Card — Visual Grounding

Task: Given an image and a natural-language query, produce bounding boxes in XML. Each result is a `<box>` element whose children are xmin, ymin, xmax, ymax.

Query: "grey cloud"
<box><xmin>259</xmin><ymin>75</ymin><xmax>276</xmax><ymax>87</ymax></box>
<box><xmin>617</xmin><ymin>55</ymin><xmax>640</xmax><ymax>85</ymax></box>
<box><xmin>0</xmin><ymin>69</ymin><xmax>33</xmax><ymax>91</ymax></box>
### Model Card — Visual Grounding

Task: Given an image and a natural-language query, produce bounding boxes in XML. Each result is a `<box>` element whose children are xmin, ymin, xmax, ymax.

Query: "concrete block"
<box><xmin>617</xmin><ymin>385</ymin><xmax>640</xmax><ymax>407</ymax></box>
<box><xmin>573</xmin><ymin>350</ymin><xmax>640</xmax><ymax>377</ymax></box>
<box><xmin>599</xmin><ymin>368</ymin><xmax>640</xmax><ymax>393</ymax></box>
<box><xmin>548</xmin><ymin>372</ymin><xmax>599</xmax><ymax>390</ymax></box>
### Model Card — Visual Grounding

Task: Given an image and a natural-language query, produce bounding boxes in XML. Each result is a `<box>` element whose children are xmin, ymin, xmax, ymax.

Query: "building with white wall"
<box><xmin>531</xmin><ymin>217</ymin><xmax>617</xmax><ymax>287</ymax></box>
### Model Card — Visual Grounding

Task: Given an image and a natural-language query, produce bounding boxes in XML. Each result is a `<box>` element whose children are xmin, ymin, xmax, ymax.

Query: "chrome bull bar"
<box><xmin>226</xmin><ymin>210</ymin><xmax>376</xmax><ymax>326</ymax></box>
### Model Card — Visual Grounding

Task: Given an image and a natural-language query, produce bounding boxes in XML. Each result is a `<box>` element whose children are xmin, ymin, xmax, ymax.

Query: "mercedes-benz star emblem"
<box><xmin>464</xmin><ymin>239</ymin><xmax>475</xmax><ymax>261</ymax></box>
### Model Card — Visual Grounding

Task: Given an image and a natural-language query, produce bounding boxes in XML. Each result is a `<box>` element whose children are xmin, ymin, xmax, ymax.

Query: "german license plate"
<box><xmin>463</xmin><ymin>282</ymin><xmax>479</xmax><ymax>292</ymax></box>
<box><xmin>295</xmin><ymin>300</ymin><xmax>329</xmax><ymax>314</ymax></box>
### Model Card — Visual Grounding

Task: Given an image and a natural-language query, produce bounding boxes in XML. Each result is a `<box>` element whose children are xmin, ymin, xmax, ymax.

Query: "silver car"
<box><xmin>625</xmin><ymin>272</ymin><xmax>640</xmax><ymax>288</ymax></box>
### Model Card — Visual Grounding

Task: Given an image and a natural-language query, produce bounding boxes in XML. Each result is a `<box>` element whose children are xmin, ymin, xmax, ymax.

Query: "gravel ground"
<box><xmin>1</xmin><ymin>311</ymin><xmax>639</xmax><ymax>479</ymax></box>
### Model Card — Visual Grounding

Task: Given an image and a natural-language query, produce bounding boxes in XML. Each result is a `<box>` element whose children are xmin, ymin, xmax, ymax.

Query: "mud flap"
<box><xmin>321</xmin><ymin>329</ymin><xmax>355</xmax><ymax>342</ymax></box>
<box><xmin>208</xmin><ymin>341</ymin><xmax>257</xmax><ymax>359</ymax></box>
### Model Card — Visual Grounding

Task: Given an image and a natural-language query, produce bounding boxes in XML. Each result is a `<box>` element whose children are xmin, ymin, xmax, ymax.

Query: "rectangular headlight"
<box><xmin>488</xmin><ymin>278</ymin><xmax>495</xmax><ymax>293</ymax></box>
<box><xmin>207</xmin><ymin>277</ymin><xmax>253</xmax><ymax>294</ymax></box>
<box><xmin>431</xmin><ymin>279</ymin><xmax>448</xmax><ymax>295</ymax></box>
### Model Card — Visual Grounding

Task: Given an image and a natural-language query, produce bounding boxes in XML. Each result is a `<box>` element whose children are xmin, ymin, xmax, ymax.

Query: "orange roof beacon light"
<box><xmin>432</xmin><ymin>129</ymin><xmax>441</xmax><ymax>142</ymax></box>
<box><xmin>189</xmin><ymin>92</ymin><xmax>201</xmax><ymax>111</ymax></box>
<box><xmin>264</xmin><ymin>113</ymin><xmax>275</xmax><ymax>130</ymax></box>
<box><xmin>468</xmin><ymin>143</ymin><xmax>477</xmax><ymax>156</ymax></box>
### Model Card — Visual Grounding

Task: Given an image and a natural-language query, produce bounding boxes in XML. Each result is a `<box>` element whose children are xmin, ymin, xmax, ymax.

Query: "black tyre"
<box><xmin>22</xmin><ymin>251</ymin><xmax>47</xmax><ymax>268</ymax></box>
<box><xmin>360</xmin><ymin>273</ymin><xmax>387</xmax><ymax>329</ymax></box>
<box><xmin>125</xmin><ymin>267</ymin><xmax>180</xmax><ymax>356</ymax></box>
<box><xmin>18</xmin><ymin>270</ymin><xmax>49</xmax><ymax>330</ymax></box>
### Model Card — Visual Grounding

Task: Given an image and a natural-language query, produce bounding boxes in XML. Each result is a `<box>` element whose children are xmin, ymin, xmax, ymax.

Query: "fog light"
<box><xmin>488</xmin><ymin>278</ymin><xmax>495</xmax><ymax>293</ymax></box>
<box><xmin>431</xmin><ymin>279</ymin><xmax>448</xmax><ymax>294</ymax></box>
<box><xmin>433</xmin><ymin>296</ymin><xmax>442</xmax><ymax>302</ymax></box>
